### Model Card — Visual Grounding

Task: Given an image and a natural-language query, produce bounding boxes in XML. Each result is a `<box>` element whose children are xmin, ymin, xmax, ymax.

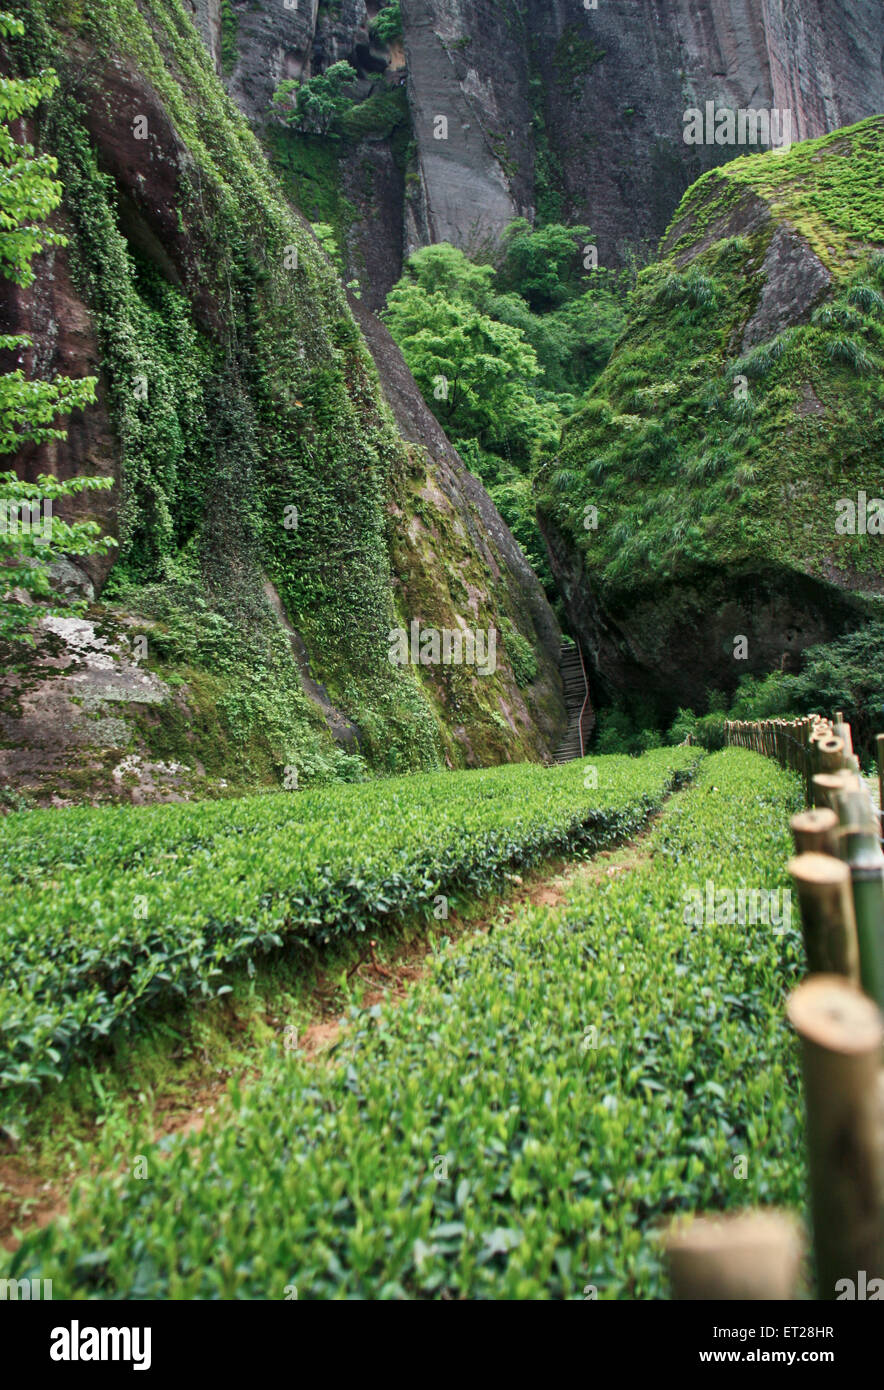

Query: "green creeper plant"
<box><xmin>0</xmin><ymin>9</ymin><xmax>113</xmax><ymax>640</ymax></box>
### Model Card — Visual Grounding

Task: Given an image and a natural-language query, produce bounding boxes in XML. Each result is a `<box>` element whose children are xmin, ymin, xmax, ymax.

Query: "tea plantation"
<box><xmin>2</xmin><ymin>748</ymin><xmax>809</xmax><ymax>1299</ymax></box>
<box><xmin>0</xmin><ymin>747</ymin><xmax>698</xmax><ymax>1115</ymax></box>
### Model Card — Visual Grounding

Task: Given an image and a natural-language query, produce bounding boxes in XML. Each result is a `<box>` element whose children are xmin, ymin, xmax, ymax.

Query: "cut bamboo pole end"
<box><xmin>791</xmin><ymin>808</ymin><xmax>839</xmax><ymax>857</ymax></box>
<box><xmin>789</xmin><ymin>854</ymin><xmax>861</xmax><ymax>981</ymax></box>
<box><xmin>665</xmin><ymin>1211</ymin><xmax>803</xmax><ymax>1300</ymax></box>
<box><xmin>787</xmin><ymin>974</ymin><xmax>882</xmax><ymax>1051</ymax></box>
<box><xmin>816</xmin><ymin>735</ymin><xmax>846</xmax><ymax>774</ymax></box>
<box><xmin>813</xmin><ymin>772</ymin><xmax>855</xmax><ymax>813</ymax></box>
<box><xmin>787</xmin><ymin>976</ymin><xmax>884</xmax><ymax>1299</ymax></box>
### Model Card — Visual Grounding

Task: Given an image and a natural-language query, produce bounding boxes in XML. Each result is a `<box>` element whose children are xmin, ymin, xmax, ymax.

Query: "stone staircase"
<box><xmin>553</xmin><ymin>640</ymin><xmax>595</xmax><ymax>763</ymax></box>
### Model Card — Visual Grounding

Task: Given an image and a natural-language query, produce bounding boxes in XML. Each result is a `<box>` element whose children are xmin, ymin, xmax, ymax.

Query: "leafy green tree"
<box><xmin>488</xmin><ymin>287</ymin><xmax>624</xmax><ymax>396</ymax></box>
<box><xmin>271</xmin><ymin>61</ymin><xmax>358</xmax><ymax>138</ymax></box>
<box><xmin>383</xmin><ymin>279</ymin><xmax>559</xmax><ymax>462</ymax></box>
<box><xmin>496</xmin><ymin>218</ymin><xmax>593</xmax><ymax>311</ymax></box>
<box><xmin>392</xmin><ymin>242</ymin><xmax>497</xmax><ymax>309</ymax></box>
<box><xmin>371</xmin><ymin>1</ymin><xmax>403</xmax><ymax>45</ymax></box>
<box><xmin>383</xmin><ymin>234</ymin><xmax>627</xmax><ymax>600</ymax></box>
<box><xmin>1</xmin><ymin>10</ymin><xmax>113</xmax><ymax>641</ymax></box>
<box><xmin>0</xmin><ymin>471</ymin><xmax>115</xmax><ymax>641</ymax></box>
<box><xmin>0</xmin><ymin>15</ymin><xmax>66</xmax><ymax>286</ymax></box>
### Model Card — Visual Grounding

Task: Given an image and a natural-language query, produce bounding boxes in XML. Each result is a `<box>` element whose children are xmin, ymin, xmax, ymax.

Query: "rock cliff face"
<box><xmin>400</xmin><ymin>0</ymin><xmax>532</xmax><ymax>254</ymax></box>
<box><xmin>208</xmin><ymin>0</ymin><xmax>884</xmax><ymax>273</ymax></box>
<box><xmin>189</xmin><ymin>0</ymin><xmax>412</xmax><ymax>308</ymax></box>
<box><xmin>401</xmin><ymin>0</ymin><xmax>884</xmax><ymax>264</ymax></box>
<box><xmin>763</xmin><ymin>0</ymin><xmax>884</xmax><ymax>138</ymax></box>
<box><xmin>0</xmin><ymin>0</ymin><xmax>565</xmax><ymax>804</ymax></box>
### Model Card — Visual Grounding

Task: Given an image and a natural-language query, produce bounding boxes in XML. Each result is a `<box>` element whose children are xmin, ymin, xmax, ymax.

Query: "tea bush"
<box><xmin>3</xmin><ymin>749</ymin><xmax>808</xmax><ymax>1299</ymax></box>
<box><xmin>0</xmin><ymin>747</ymin><xmax>699</xmax><ymax>1112</ymax></box>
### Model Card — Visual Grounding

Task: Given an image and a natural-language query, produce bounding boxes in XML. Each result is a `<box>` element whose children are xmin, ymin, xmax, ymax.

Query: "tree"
<box><xmin>488</xmin><ymin>287</ymin><xmax>624</xmax><ymax>395</ymax></box>
<box><xmin>383</xmin><ymin>281</ymin><xmax>559</xmax><ymax>462</ymax></box>
<box><xmin>0</xmin><ymin>10</ymin><xmax>114</xmax><ymax>641</ymax></box>
<box><xmin>271</xmin><ymin>62</ymin><xmax>358</xmax><ymax>138</ymax></box>
<box><xmin>496</xmin><ymin>218</ymin><xmax>593</xmax><ymax>311</ymax></box>
<box><xmin>371</xmin><ymin>1</ymin><xmax>403</xmax><ymax>46</ymax></box>
<box><xmin>382</xmin><ymin>234</ymin><xmax>626</xmax><ymax>598</ymax></box>
<box><xmin>390</xmin><ymin>242</ymin><xmax>496</xmax><ymax>310</ymax></box>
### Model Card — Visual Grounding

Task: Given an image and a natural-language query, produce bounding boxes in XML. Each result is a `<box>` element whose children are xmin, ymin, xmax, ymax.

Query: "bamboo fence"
<box><xmin>667</xmin><ymin>712</ymin><xmax>884</xmax><ymax>1299</ymax></box>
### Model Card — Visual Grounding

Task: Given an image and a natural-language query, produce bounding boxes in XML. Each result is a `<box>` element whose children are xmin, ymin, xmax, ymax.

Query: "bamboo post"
<box><xmin>804</xmin><ymin>720</ymin><xmax>816</xmax><ymax>803</ymax></box>
<box><xmin>833</xmin><ymin>715</ymin><xmax>854</xmax><ymax>759</ymax></box>
<box><xmin>816</xmin><ymin>735</ymin><xmax>846</xmax><ymax>775</ymax></box>
<box><xmin>825</xmin><ymin>771</ymin><xmax>867</xmax><ymax>826</ymax></box>
<box><xmin>840</xmin><ymin>799</ymin><xmax>884</xmax><ymax>1014</ymax></box>
<box><xmin>787</xmin><ymin>976</ymin><xmax>884</xmax><ymax>1299</ymax></box>
<box><xmin>665</xmin><ymin>1211</ymin><xmax>803</xmax><ymax>1300</ymax></box>
<box><xmin>813</xmin><ymin>773</ymin><xmax>856</xmax><ymax>815</ymax></box>
<box><xmin>879</xmin><ymin>1071</ymin><xmax>884</xmax><ymax>1220</ymax></box>
<box><xmin>809</xmin><ymin>729</ymin><xmax>832</xmax><ymax>802</ymax></box>
<box><xmin>791</xmin><ymin>809</ymin><xmax>839</xmax><ymax>858</ymax></box>
<box><xmin>788</xmin><ymin>853</ymin><xmax>861</xmax><ymax>982</ymax></box>
<box><xmin>832</xmin><ymin>780</ymin><xmax>875</xmax><ymax>835</ymax></box>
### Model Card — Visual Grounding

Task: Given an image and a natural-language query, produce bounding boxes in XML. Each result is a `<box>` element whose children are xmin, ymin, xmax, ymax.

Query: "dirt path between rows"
<box><xmin>0</xmin><ymin>806</ymin><xmax>670</xmax><ymax>1251</ymax></box>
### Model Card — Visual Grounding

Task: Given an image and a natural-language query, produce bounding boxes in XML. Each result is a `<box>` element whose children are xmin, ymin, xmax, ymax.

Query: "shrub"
<box><xmin>271</xmin><ymin>62</ymin><xmax>358</xmax><ymax>137</ymax></box>
<box><xmin>824</xmin><ymin>335</ymin><xmax>873</xmax><ymax>374</ymax></box>
<box><xmin>733</xmin><ymin>330</ymin><xmax>794</xmax><ymax>381</ymax></box>
<box><xmin>666</xmin><ymin>707</ymin><xmax>697</xmax><ymax>744</ymax></box>
<box><xmin>659</xmin><ymin>270</ymin><xmax>717</xmax><ymax>311</ymax></box>
<box><xmin>848</xmin><ymin>283</ymin><xmax>884</xmax><ymax>317</ymax></box>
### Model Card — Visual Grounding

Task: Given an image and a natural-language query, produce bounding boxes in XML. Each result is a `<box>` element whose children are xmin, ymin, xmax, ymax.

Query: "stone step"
<box><xmin>553</xmin><ymin>639</ymin><xmax>594</xmax><ymax>764</ymax></box>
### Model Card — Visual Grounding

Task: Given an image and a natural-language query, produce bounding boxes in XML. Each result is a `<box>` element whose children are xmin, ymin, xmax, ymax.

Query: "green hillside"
<box><xmin>538</xmin><ymin>117</ymin><xmax>884</xmax><ymax>607</ymax></box>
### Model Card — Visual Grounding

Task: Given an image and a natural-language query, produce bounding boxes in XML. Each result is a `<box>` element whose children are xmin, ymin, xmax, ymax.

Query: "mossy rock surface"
<box><xmin>1</xmin><ymin>0</ymin><xmax>564</xmax><ymax>803</ymax></box>
<box><xmin>537</xmin><ymin>116</ymin><xmax>884</xmax><ymax>716</ymax></box>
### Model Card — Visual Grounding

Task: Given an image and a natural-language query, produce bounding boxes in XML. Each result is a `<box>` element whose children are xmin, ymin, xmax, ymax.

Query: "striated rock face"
<box><xmin>210</xmin><ymin>0</ymin><xmax>884</xmax><ymax>270</ymax></box>
<box><xmin>764</xmin><ymin>0</ymin><xmax>884</xmax><ymax>139</ymax></box>
<box><xmin>400</xmin><ymin>0</ymin><xmax>531</xmax><ymax>253</ymax></box>
<box><xmin>402</xmin><ymin>0</ymin><xmax>884</xmax><ymax>263</ymax></box>
<box><xmin>220</xmin><ymin>0</ymin><xmax>319</xmax><ymax>123</ymax></box>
